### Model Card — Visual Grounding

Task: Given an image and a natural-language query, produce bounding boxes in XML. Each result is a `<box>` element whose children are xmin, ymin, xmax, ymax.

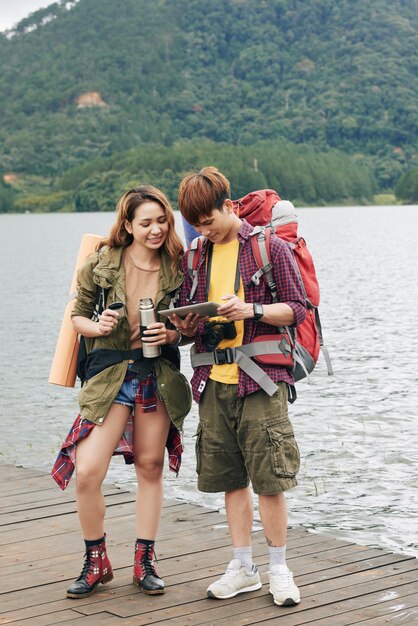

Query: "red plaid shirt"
<box><xmin>179</xmin><ymin>219</ymin><xmax>306</xmax><ymax>402</ymax></box>
<box><xmin>51</xmin><ymin>415</ymin><xmax>182</xmax><ymax>490</ymax></box>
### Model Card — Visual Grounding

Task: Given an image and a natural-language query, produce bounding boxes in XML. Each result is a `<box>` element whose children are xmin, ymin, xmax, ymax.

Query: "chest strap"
<box><xmin>190</xmin><ymin>340</ymin><xmax>292</xmax><ymax>396</ymax></box>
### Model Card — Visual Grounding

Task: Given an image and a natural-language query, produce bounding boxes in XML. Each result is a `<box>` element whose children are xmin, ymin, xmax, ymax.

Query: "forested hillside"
<box><xmin>1</xmin><ymin>0</ymin><xmax>417</xmax><ymax>210</ymax></box>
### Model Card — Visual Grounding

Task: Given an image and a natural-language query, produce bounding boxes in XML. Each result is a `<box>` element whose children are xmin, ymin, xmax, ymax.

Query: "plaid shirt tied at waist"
<box><xmin>51</xmin><ymin>373</ymin><xmax>182</xmax><ymax>490</ymax></box>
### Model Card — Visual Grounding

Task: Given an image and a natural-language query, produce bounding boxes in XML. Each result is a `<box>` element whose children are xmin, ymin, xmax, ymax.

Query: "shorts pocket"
<box><xmin>194</xmin><ymin>424</ymin><xmax>203</xmax><ymax>475</ymax></box>
<box><xmin>266</xmin><ymin>425</ymin><xmax>300</xmax><ymax>479</ymax></box>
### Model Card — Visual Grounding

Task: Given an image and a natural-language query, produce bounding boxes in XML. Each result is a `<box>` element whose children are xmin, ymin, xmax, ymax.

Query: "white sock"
<box><xmin>269</xmin><ymin>544</ymin><xmax>286</xmax><ymax>569</ymax></box>
<box><xmin>233</xmin><ymin>546</ymin><xmax>253</xmax><ymax>571</ymax></box>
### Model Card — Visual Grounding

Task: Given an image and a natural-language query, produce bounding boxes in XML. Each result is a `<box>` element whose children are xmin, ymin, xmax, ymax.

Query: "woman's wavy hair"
<box><xmin>100</xmin><ymin>185</ymin><xmax>184</xmax><ymax>271</ymax></box>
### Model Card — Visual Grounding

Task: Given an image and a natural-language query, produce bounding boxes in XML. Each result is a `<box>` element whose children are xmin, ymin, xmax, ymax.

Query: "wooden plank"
<box><xmin>293</xmin><ymin>584</ymin><xmax>418</xmax><ymax>625</ymax></box>
<box><xmin>0</xmin><ymin>533</ymin><xmax>238</xmax><ymax>594</ymax></box>
<box><xmin>0</xmin><ymin>610</ymin><xmax>92</xmax><ymax>626</ymax></box>
<box><xmin>105</xmin><ymin>557</ymin><xmax>418</xmax><ymax>622</ymax></box>
<box><xmin>0</xmin><ymin>474</ymin><xmax>59</xmax><ymax>497</ymax></box>
<box><xmin>353</xmin><ymin>600</ymin><xmax>418</xmax><ymax>626</ymax></box>
<box><xmin>111</xmin><ymin>567</ymin><xmax>418</xmax><ymax>626</ymax></box>
<box><xmin>69</xmin><ymin>551</ymin><xmax>416</xmax><ymax>620</ymax></box>
<box><xmin>0</xmin><ymin>491</ymin><xmax>135</xmax><ymax>526</ymax></box>
<box><xmin>1</xmin><ymin>527</ymin><xmax>343</xmax><ymax>593</ymax></box>
<box><xmin>0</xmin><ymin>485</ymin><xmax>127</xmax><ymax>511</ymax></box>
<box><xmin>0</xmin><ymin>530</ymin><xmax>326</xmax><ymax>619</ymax></box>
<box><xmin>0</xmin><ymin>497</ymin><xmax>203</xmax><ymax>538</ymax></box>
<box><xmin>0</xmin><ymin>465</ymin><xmax>46</xmax><ymax>481</ymax></box>
<box><xmin>2</xmin><ymin>463</ymin><xmax>418</xmax><ymax>626</ymax></box>
<box><xmin>186</xmin><ymin>567</ymin><xmax>418</xmax><ymax>626</ymax></box>
<box><xmin>0</xmin><ymin>509</ymin><xmax>227</xmax><ymax>569</ymax></box>
<box><xmin>0</xmin><ymin>529</ymin><xmax>330</xmax><ymax>623</ymax></box>
<box><xmin>20</xmin><ymin>613</ymin><xmax>125</xmax><ymax>626</ymax></box>
<box><xmin>3</xmin><ymin>552</ymin><xmax>418</xmax><ymax>626</ymax></box>
<box><xmin>59</xmin><ymin>615</ymin><xmax>125</xmax><ymax>626</ymax></box>
<box><xmin>0</xmin><ymin>513</ymin><xmax>234</xmax><ymax>581</ymax></box>
<box><xmin>0</xmin><ymin>527</ymin><xmax>357</xmax><ymax>608</ymax></box>
<box><xmin>0</xmin><ymin>491</ymin><xmax>132</xmax><ymax>526</ymax></box>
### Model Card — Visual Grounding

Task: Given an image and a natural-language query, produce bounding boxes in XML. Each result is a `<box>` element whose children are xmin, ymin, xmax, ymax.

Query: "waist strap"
<box><xmin>84</xmin><ymin>348</ymin><xmax>146</xmax><ymax>382</ymax></box>
<box><xmin>191</xmin><ymin>340</ymin><xmax>291</xmax><ymax>396</ymax></box>
<box><xmin>84</xmin><ymin>344</ymin><xmax>180</xmax><ymax>383</ymax></box>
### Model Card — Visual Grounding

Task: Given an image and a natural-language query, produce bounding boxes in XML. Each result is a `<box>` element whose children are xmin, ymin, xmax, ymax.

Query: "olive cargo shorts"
<box><xmin>196</xmin><ymin>379</ymin><xmax>300</xmax><ymax>495</ymax></box>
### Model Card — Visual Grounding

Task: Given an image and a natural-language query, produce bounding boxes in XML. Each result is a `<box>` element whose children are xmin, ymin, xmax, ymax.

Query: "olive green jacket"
<box><xmin>72</xmin><ymin>245</ymin><xmax>192</xmax><ymax>429</ymax></box>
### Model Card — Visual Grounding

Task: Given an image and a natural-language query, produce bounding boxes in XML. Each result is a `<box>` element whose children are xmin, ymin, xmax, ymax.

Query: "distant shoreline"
<box><xmin>3</xmin><ymin>199</ymin><xmax>414</xmax><ymax>217</ymax></box>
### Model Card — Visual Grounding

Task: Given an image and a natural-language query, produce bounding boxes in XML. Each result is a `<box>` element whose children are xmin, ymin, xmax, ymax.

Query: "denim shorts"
<box><xmin>114</xmin><ymin>375</ymin><xmax>141</xmax><ymax>409</ymax></box>
<box><xmin>113</xmin><ymin>365</ymin><xmax>158</xmax><ymax>412</ymax></box>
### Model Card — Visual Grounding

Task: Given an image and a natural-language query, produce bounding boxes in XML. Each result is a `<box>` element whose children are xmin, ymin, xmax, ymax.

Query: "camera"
<box><xmin>201</xmin><ymin>320</ymin><xmax>237</xmax><ymax>352</ymax></box>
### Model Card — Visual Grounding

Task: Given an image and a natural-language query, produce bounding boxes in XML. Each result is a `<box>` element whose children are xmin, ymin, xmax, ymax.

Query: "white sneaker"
<box><xmin>207</xmin><ymin>559</ymin><xmax>262</xmax><ymax>599</ymax></box>
<box><xmin>269</xmin><ymin>564</ymin><xmax>300</xmax><ymax>606</ymax></box>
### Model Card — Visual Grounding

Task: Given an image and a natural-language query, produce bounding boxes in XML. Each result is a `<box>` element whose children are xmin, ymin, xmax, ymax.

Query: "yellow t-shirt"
<box><xmin>208</xmin><ymin>239</ymin><xmax>244</xmax><ymax>384</ymax></box>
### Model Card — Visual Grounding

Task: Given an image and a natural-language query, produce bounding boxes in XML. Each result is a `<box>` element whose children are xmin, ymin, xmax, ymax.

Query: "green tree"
<box><xmin>395</xmin><ymin>168</ymin><xmax>418</xmax><ymax>203</ymax></box>
<box><xmin>74</xmin><ymin>171</ymin><xmax>124</xmax><ymax>212</ymax></box>
<box><xmin>0</xmin><ymin>181</ymin><xmax>15</xmax><ymax>213</ymax></box>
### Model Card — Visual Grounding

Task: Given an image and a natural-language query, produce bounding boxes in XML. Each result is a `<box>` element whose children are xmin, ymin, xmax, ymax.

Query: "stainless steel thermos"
<box><xmin>139</xmin><ymin>298</ymin><xmax>161</xmax><ymax>358</ymax></box>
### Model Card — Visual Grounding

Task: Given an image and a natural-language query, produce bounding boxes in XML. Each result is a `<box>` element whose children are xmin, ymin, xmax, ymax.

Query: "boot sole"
<box><xmin>66</xmin><ymin>571</ymin><xmax>114</xmax><ymax>599</ymax></box>
<box><xmin>133</xmin><ymin>575</ymin><xmax>165</xmax><ymax>595</ymax></box>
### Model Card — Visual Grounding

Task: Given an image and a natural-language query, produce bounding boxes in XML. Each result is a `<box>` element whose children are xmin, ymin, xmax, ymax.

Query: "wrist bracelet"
<box><xmin>172</xmin><ymin>329</ymin><xmax>183</xmax><ymax>348</ymax></box>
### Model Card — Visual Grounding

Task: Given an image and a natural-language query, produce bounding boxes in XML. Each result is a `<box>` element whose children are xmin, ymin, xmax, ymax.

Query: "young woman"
<box><xmin>52</xmin><ymin>186</ymin><xmax>192</xmax><ymax>598</ymax></box>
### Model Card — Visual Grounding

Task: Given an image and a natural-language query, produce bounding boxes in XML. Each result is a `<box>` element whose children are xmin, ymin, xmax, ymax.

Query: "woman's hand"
<box><xmin>141</xmin><ymin>322</ymin><xmax>173</xmax><ymax>346</ymax></box>
<box><xmin>168</xmin><ymin>312</ymin><xmax>205</xmax><ymax>338</ymax></box>
<box><xmin>97</xmin><ymin>308</ymin><xmax>120</xmax><ymax>335</ymax></box>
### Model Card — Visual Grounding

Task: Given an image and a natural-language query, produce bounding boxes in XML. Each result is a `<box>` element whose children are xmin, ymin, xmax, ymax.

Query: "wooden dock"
<box><xmin>1</xmin><ymin>463</ymin><xmax>417</xmax><ymax>625</ymax></box>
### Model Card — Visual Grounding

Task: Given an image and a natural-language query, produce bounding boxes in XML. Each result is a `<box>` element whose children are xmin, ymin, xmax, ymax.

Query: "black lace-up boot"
<box><xmin>66</xmin><ymin>536</ymin><xmax>113</xmax><ymax>598</ymax></box>
<box><xmin>133</xmin><ymin>539</ymin><xmax>165</xmax><ymax>594</ymax></box>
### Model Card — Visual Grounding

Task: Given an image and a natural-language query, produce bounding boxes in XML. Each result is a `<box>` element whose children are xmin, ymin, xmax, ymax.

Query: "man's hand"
<box><xmin>216</xmin><ymin>295</ymin><xmax>254</xmax><ymax>321</ymax></box>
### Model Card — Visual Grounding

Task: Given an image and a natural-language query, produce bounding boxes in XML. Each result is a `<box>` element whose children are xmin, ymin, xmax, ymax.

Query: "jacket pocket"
<box><xmin>266</xmin><ymin>424</ymin><xmax>300</xmax><ymax>479</ymax></box>
<box><xmin>156</xmin><ymin>360</ymin><xmax>192</xmax><ymax>427</ymax></box>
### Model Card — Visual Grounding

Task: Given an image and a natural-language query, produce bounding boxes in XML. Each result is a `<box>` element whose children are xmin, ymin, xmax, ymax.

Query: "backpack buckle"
<box><xmin>213</xmin><ymin>348</ymin><xmax>235</xmax><ymax>365</ymax></box>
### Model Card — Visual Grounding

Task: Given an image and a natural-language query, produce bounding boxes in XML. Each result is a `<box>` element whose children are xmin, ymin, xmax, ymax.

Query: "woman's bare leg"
<box><xmin>133</xmin><ymin>399</ymin><xmax>171</xmax><ymax>539</ymax></box>
<box><xmin>75</xmin><ymin>403</ymin><xmax>131</xmax><ymax>539</ymax></box>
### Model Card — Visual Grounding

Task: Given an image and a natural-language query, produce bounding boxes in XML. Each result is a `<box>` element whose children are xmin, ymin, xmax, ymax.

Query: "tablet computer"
<box><xmin>159</xmin><ymin>301</ymin><xmax>220</xmax><ymax>319</ymax></box>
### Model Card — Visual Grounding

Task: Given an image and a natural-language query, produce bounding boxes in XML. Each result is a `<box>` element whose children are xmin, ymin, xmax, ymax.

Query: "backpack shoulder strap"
<box><xmin>187</xmin><ymin>236</ymin><xmax>205</xmax><ymax>302</ymax></box>
<box><xmin>314</xmin><ymin>307</ymin><xmax>334</xmax><ymax>376</ymax></box>
<box><xmin>77</xmin><ymin>284</ymin><xmax>109</xmax><ymax>384</ymax></box>
<box><xmin>92</xmin><ymin>285</ymin><xmax>108</xmax><ymax>321</ymax></box>
<box><xmin>249</xmin><ymin>227</ymin><xmax>278</xmax><ymax>303</ymax></box>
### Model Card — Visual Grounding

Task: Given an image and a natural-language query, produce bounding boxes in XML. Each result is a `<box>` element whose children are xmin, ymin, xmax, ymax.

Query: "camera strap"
<box><xmin>205</xmin><ymin>242</ymin><xmax>241</xmax><ymax>299</ymax></box>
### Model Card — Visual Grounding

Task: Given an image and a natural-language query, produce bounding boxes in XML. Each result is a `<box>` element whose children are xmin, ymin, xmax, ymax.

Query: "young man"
<box><xmin>171</xmin><ymin>167</ymin><xmax>306</xmax><ymax>607</ymax></box>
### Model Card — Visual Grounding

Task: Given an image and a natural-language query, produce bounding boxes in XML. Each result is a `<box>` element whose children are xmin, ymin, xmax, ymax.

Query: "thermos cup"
<box><xmin>108</xmin><ymin>301</ymin><xmax>125</xmax><ymax>319</ymax></box>
<box><xmin>139</xmin><ymin>298</ymin><xmax>161</xmax><ymax>358</ymax></box>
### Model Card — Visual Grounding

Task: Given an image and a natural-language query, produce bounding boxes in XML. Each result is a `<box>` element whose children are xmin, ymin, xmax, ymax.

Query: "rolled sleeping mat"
<box><xmin>48</xmin><ymin>233</ymin><xmax>102</xmax><ymax>387</ymax></box>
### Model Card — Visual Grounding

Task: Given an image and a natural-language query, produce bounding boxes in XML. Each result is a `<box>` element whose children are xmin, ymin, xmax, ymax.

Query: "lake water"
<box><xmin>1</xmin><ymin>206</ymin><xmax>417</xmax><ymax>557</ymax></box>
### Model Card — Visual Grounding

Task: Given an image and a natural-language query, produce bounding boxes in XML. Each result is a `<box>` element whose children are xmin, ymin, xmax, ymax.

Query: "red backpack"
<box><xmin>186</xmin><ymin>189</ymin><xmax>333</xmax><ymax>385</ymax></box>
<box><xmin>233</xmin><ymin>189</ymin><xmax>333</xmax><ymax>381</ymax></box>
